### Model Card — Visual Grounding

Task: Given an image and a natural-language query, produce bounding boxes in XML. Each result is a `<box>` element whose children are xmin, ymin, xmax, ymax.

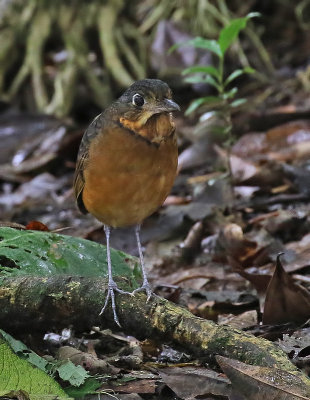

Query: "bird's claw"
<box><xmin>132</xmin><ymin>282</ymin><xmax>153</xmax><ymax>301</ymax></box>
<box><xmin>99</xmin><ymin>280</ymin><xmax>132</xmax><ymax>327</ymax></box>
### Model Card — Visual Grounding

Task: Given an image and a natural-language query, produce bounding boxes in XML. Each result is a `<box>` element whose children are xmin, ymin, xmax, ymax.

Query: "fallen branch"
<box><xmin>0</xmin><ymin>275</ymin><xmax>309</xmax><ymax>389</ymax></box>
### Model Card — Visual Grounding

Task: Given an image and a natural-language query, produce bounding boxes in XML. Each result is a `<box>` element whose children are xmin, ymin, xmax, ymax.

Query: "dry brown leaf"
<box><xmin>232</xmin><ymin>120</ymin><xmax>310</xmax><ymax>163</ymax></box>
<box><xmin>230</xmin><ymin>154</ymin><xmax>259</xmax><ymax>183</ymax></box>
<box><xmin>217</xmin><ymin>355</ymin><xmax>310</xmax><ymax>400</ymax></box>
<box><xmin>163</xmin><ymin>195</ymin><xmax>192</xmax><ymax>206</ymax></box>
<box><xmin>159</xmin><ymin>366</ymin><xmax>231</xmax><ymax>400</ymax></box>
<box><xmin>263</xmin><ymin>254</ymin><xmax>310</xmax><ymax>324</ymax></box>
<box><xmin>266</xmin><ymin>120</ymin><xmax>310</xmax><ymax>147</ymax></box>
<box><xmin>25</xmin><ymin>221</ymin><xmax>49</xmax><ymax>231</ymax></box>
<box><xmin>163</xmin><ymin>265</ymin><xmax>241</xmax><ymax>289</ymax></box>
<box><xmin>100</xmin><ymin>395</ymin><xmax>142</xmax><ymax>400</ymax></box>
<box><xmin>218</xmin><ymin>310</ymin><xmax>258</xmax><ymax>329</ymax></box>
<box><xmin>233</xmin><ymin>266</ymin><xmax>271</xmax><ymax>295</ymax></box>
<box><xmin>232</xmin><ymin>132</ymin><xmax>267</xmax><ymax>159</ymax></box>
<box><xmin>285</xmin><ymin>232</ymin><xmax>310</xmax><ymax>272</ymax></box>
<box><xmin>113</xmin><ymin>379</ymin><xmax>156</xmax><ymax>394</ymax></box>
<box><xmin>57</xmin><ymin>346</ymin><xmax>119</xmax><ymax>374</ymax></box>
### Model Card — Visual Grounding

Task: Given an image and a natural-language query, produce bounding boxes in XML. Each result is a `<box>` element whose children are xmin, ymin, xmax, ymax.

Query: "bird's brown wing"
<box><xmin>73</xmin><ymin>113</ymin><xmax>105</xmax><ymax>214</ymax></box>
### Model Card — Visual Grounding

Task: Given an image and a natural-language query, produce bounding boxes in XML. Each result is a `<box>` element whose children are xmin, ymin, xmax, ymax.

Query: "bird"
<box><xmin>74</xmin><ymin>79</ymin><xmax>180</xmax><ymax>326</ymax></box>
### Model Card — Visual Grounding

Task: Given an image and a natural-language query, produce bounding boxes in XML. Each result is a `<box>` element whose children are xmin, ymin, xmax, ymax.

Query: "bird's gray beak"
<box><xmin>151</xmin><ymin>98</ymin><xmax>180</xmax><ymax>114</ymax></box>
<box><xmin>162</xmin><ymin>98</ymin><xmax>180</xmax><ymax>112</ymax></box>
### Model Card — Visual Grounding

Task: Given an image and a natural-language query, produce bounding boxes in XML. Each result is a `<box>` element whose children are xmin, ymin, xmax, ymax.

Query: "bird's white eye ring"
<box><xmin>132</xmin><ymin>93</ymin><xmax>145</xmax><ymax>107</ymax></box>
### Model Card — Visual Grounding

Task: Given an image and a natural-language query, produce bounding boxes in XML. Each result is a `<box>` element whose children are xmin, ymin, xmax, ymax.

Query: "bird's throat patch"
<box><xmin>120</xmin><ymin>113</ymin><xmax>175</xmax><ymax>144</ymax></box>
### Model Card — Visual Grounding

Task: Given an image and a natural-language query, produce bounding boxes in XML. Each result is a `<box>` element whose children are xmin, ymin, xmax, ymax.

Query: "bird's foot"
<box><xmin>132</xmin><ymin>281</ymin><xmax>153</xmax><ymax>301</ymax></box>
<box><xmin>99</xmin><ymin>280</ymin><xmax>132</xmax><ymax>327</ymax></box>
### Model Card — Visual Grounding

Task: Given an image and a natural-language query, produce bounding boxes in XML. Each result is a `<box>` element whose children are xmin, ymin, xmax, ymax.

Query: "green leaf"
<box><xmin>224</xmin><ymin>69</ymin><xmax>244</xmax><ymax>85</ymax></box>
<box><xmin>218</xmin><ymin>12</ymin><xmax>260</xmax><ymax>54</ymax></box>
<box><xmin>170</xmin><ymin>37</ymin><xmax>223</xmax><ymax>58</ymax></box>
<box><xmin>185</xmin><ymin>96</ymin><xmax>222</xmax><ymax>115</ymax></box>
<box><xmin>185</xmin><ymin>75</ymin><xmax>221</xmax><ymax>91</ymax></box>
<box><xmin>0</xmin><ymin>329</ymin><xmax>49</xmax><ymax>372</ymax></box>
<box><xmin>184</xmin><ymin>75</ymin><xmax>205</xmax><ymax>84</ymax></box>
<box><xmin>57</xmin><ymin>361</ymin><xmax>89</xmax><ymax>386</ymax></box>
<box><xmin>1</xmin><ymin>329</ymin><xmax>28</xmax><ymax>352</ymax></box>
<box><xmin>243</xmin><ymin>66</ymin><xmax>256</xmax><ymax>74</ymax></box>
<box><xmin>224</xmin><ymin>67</ymin><xmax>255</xmax><ymax>86</ymax></box>
<box><xmin>0</xmin><ymin>228</ymin><xmax>137</xmax><ymax>283</ymax></box>
<box><xmin>222</xmin><ymin>87</ymin><xmax>238</xmax><ymax>100</ymax></box>
<box><xmin>0</xmin><ymin>329</ymin><xmax>94</xmax><ymax>391</ymax></box>
<box><xmin>230</xmin><ymin>98</ymin><xmax>247</xmax><ymax>107</ymax></box>
<box><xmin>0</xmin><ymin>335</ymin><xmax>69</xmax><ymax>399</ymax></box>
<box><xmin>182</xmin><ymin>65</ymin><xmax>220</xmax><ymax>80</ymax></box>
<box><xmin>65</xmin><ymin>378</ymin><xmax>101</xmax><ymax>398</ymax></box>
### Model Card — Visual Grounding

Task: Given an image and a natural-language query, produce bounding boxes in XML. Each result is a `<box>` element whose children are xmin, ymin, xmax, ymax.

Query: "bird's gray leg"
<box><xmin>99</xmin><ymin>224</ymin><xmax>132</xmax><ymax>327</ymax></box>
<box><xmin>133</xmin><ymin>224</ymin><xmax>152</xmax><ymax>300</ymax></box>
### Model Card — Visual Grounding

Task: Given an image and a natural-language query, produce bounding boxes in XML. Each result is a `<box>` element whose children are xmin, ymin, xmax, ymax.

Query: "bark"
<box><xmin>0</xmin><ymin>275</ymin><xmax>309</xmax><ymax>388</ymax></box>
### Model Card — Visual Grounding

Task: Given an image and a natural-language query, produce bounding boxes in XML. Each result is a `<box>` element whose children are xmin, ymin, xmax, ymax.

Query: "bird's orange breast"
<box><xmin>82</xmin><ymin>125</ymin><xmax>178</xmax><ymax>227</ymax></box>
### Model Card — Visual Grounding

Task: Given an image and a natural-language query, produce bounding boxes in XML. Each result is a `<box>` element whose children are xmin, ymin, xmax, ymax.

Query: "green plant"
<box><xmin>171</xmin><ymin>12</ymin><xmax>259</xmax><ymax>191</ymax></box>
<box><xmin>181</xmin><ymin>13</ymin><xmax>259</xmax><ymax>115</ymax></box>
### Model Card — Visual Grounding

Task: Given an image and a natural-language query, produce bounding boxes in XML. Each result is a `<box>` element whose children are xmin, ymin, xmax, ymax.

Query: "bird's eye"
<box><xmin>132</xmin><ymin>93</ymin><xmax>144</xmax><ymax>107</ymax></box>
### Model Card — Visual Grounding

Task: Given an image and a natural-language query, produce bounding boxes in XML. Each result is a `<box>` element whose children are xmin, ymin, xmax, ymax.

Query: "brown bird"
<box><xmin>74</xmin><ymin>79</ymin><xmax>179</xmax><ymax>326</ymax></box>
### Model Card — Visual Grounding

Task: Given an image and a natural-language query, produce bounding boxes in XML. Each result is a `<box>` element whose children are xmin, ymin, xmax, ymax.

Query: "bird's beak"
<box><xmin>163</xmin><ymin>98</ymin><xmax>181</xmax><ymax>112</ymax></box>
<box><xmin>152</xmin><ymin>98</ymin><xmax>180</xmax><ymax>114</ymax></box>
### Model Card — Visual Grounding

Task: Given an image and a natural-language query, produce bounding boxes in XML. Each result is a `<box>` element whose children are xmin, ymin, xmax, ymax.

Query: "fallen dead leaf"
<box><xmin>159</xmin><ymin>366</ymin><xmax>231</xmax><ymax>400</ymax></box>
<box><xmin>218</xmin><ymin>310</ymin><xmax>258</xmax><ymax>329</ymax></box>
<box><xmin>114</xmin><ymin>379</ymin><xmax>156</xmax><ymax>394</ymax></box>
<box><xmin>233</xmin><ymin>266</ymin><xmax>271</xmax><ymax>296</ymax></box>
<box><xmin>278</xmin><ymin>329</ymin><xmax>310</xmax><ymax>360</ymax></box>
<box><xmin>285</xmin><ymin>232</ymin><xmax>310</xmax><ymax>272</ymax></box>
<box><xmin>99</xmin><ymin>395</ymin><xmax>142</xmax><ymax>400</ymax></box>
<box><xmin>25</xmin><ymin>221</ymin><xmax>49</xmax><ymax>231</ymax></box>
<box><xmin>263</xmin><ymin>254</ymin><xmax>310</xmax><ymax>324</ymax></box>
<box><xmin>57</xmin><ymin>346</ymin><xmax>119</xmax><ymax>375</ymax></box>
<box><xmin>232</xmin><ymin>132</ymin><xmax>267</xmax><ymax>159</ymax></box>
<box><xmin>162</xmin><ymin>264</ymin><xmax>241</xmax><ymax>290</ymax></box>
<box><xmin>217</xmin><ymin>355</ymin><xmax>310</xmax><ymax>400</ymax></box>
<box><xmin>230</xmin><ymin>154</ymin><xmax>259</xmax><ymax>183</ymax></box>
<box><xmin>163</xmin><ymin>195</ymin><xmax>192</xmax><ymax>206</ymax></box>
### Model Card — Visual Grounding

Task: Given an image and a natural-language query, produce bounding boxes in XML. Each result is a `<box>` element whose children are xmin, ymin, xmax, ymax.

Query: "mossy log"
<box><xmin>0</xmin><ymin>275</ymin><xmax>309</xmax><ymax>389</ymax></box>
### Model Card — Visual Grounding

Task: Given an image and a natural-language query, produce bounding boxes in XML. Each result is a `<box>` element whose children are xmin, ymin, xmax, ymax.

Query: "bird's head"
<box><xmin>112</xmin><ymin>79</ymin><xmax>180</xmax><ymax>143</ymax></box>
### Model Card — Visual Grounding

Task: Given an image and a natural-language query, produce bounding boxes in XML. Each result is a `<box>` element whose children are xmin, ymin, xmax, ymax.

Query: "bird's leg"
<box><xmin>133</xmin><ymin>224</ymin><xmax>152</xmax><ymax>300</ymax></box>
<box><xmin>99</xmin><ymin>224</ymin><xmax>132</xmax><ymax>327</ymax></box>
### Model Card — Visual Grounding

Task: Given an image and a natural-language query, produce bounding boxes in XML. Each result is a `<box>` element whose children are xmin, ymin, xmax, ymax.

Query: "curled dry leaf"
<box><xmin>263</xmin><ymin>254</ymin><xmax>310</xmax><ymax>324</ymax></box>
